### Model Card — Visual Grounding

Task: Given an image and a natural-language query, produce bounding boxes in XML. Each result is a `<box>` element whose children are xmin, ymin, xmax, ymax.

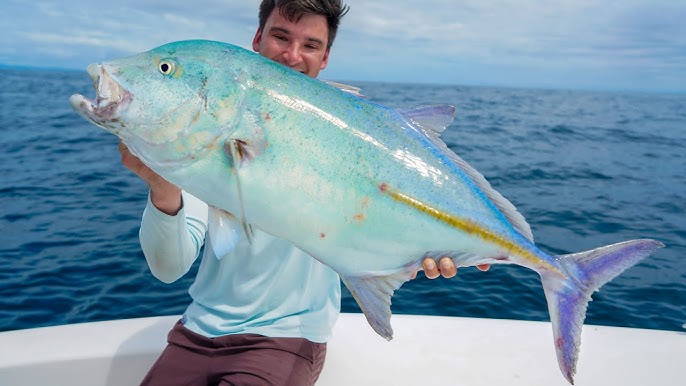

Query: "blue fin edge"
<box><xmin>541</xmin><ymin>239</ymin><xmax>664</xmax><ymax>384</ymax></box>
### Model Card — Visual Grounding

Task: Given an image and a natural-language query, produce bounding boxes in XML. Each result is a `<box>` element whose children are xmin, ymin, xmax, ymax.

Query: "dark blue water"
<box><xmin>1</xmin><ymin>68</ymin><xmax>684</xmax><ymax>333</ymax></box>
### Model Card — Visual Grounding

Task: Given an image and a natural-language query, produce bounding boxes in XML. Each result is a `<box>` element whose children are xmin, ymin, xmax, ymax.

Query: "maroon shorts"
<box><xmin>140</xmin><ymin>320</ymin><xmax>327</xmax><ymax>386</ymax></box>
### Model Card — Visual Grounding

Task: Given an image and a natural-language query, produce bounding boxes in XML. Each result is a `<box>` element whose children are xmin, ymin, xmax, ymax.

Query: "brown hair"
<box><xmin>258</xmin><ymin>0</ymin><xmax>349</xmax><ymax>49</ymax></box>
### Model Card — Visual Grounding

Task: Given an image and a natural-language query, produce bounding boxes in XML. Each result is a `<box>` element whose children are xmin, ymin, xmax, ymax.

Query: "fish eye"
<box><xmin>158</xmin><ymin>60</ymin><xmax>176</xmax><ymax>76</ymax></box>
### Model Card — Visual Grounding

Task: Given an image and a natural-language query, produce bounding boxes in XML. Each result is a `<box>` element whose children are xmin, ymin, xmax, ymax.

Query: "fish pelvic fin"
<box><xmin>341</xmin><ymin>261</ymin><xmax>421</xmax><ymax>340</ymax></box>
<box><xmin>541</xmin><ymin>239</ymin><xmax>664</xmax><ymax>384</ymax></box>
<box><xmin>208</xmin><ymin>206</ymin><xmax>248</xmax><ymax>260</ymax></box>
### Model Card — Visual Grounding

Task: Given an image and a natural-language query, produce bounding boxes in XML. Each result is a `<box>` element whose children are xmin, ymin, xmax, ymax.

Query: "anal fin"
<box><xmin>341</xmin><ymin>261</ymin><xmax>421</xmax><ymax>340</ymax></box>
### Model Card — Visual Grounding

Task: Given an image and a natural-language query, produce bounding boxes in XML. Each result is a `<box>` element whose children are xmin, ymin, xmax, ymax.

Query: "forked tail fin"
<box><xmin>540</xmin><ymin>239</ymin><xmax>664</xmax><ymax>384</ymax></box>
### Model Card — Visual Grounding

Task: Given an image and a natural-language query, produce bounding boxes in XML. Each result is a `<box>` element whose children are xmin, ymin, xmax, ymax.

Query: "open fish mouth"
<box><xmin>69</xmin><ymin>63</ymin><xmax>132</xmax><ymax>128</ymax></box>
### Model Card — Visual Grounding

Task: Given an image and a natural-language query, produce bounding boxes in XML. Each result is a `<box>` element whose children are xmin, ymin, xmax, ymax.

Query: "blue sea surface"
<box><xmin>0</xmin><ymin>68</ymin><xmax>684</xmax><ymax>333</ymax></box>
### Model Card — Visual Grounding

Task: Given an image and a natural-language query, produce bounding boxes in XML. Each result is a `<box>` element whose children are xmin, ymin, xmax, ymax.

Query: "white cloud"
<box><xmin>1</xmin><ymin>0</ymin><xmax>684</xmax><ymax>91</ymax></box>
<box><xmin>22</xmin><ymin>32</ymin><xmax>143</xmax><ymax>52</ymax></box>
<box><xmin>327</xmin><ymin>0</ymin><xmax>686</xmax><ymax>90</ymax></box>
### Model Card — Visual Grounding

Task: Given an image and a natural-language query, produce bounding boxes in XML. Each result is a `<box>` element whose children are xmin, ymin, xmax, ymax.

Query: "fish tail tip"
<box><xmin>635</xmin><ymin>238</ymin><xmax>665</xmax><ymax>250</ymax></box>
<box><xmin>377</xmin><ymin>327</ymin><xmax>394</xmax><ymax>341</ymax></box>
<box><xmin>563</xmin><ymin>368</ymin><xmax>576</xmax><ymax>385</ymax></box>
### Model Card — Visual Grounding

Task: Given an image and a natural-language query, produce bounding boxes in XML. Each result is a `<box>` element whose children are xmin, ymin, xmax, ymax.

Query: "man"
<box><xmin>122</xmin><ymin>1</ymin><xmax>484</xmax><ymax>385</ymax></box>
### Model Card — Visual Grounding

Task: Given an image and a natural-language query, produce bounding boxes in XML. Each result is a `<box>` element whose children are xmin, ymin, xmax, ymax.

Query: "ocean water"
<box><xmin>0</xmin><ymin>68</ymin><xmax>684</xmax><ymax>333</ymax></box>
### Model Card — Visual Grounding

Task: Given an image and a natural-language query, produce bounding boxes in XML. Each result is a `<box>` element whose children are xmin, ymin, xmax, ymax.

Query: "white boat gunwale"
<box><xmin>0</xmin><ymin>313</ymin><xmax>684</xmax><ymax>386</ymax></box>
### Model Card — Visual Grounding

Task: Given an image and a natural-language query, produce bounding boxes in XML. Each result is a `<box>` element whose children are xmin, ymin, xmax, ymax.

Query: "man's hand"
<box><xmin>118</xmin><ymin>141</ymin><xmax>182</xmax><ymax>215</ymax></box>
<box><xmin>413</xmin><ymin>257</ymin><xmax>490</xmax><ymax>280</ymax></box>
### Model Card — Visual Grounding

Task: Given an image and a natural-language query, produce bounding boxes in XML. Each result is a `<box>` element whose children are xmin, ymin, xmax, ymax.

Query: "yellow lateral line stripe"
<box><xmin>386</xmin><ymin>187</ymin><xmax>561</xmax><ymax>274</ymax></box>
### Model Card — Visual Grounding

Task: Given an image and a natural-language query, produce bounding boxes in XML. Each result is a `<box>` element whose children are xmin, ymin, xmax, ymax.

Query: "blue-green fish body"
<box><xmin>70</xmin><ymin>40</ymin><xmax>662</xmax><ymax>384</ymax></box>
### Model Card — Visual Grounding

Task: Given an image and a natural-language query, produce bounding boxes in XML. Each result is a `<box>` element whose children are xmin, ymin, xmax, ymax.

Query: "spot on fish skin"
<box><xmin>353</xmin><ymin>213</ymin><xmax>366</xmax><ymax>222</ymax></box>
<box><xmin>379</xmin><ymin>183</ymin><xmax>389</xmax><ymax>193</ymax></box>
<box><xmin>360</xmin><ymin>197</ymin><xmax>370</xmax><ymax>209</ymax></box>
<box><xmin>320</xmin><ymin>233</ymin><xmax>326</xmax><ymax>239</ymax></box>
<box><xmin>262</xmin><ymin>112</ymin><xmax>272</xmax><ymax>123</ymax></box>
<box><xmin>556</xmin><ymin>337</ymin><xmax>564</xmax><ymax>350</ymax></box>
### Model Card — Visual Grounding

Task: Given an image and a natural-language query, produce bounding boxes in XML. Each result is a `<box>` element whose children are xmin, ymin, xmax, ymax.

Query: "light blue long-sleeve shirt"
<box><xmin>140</xmin><ymin>191</ymin><xmax>341</xmax><ymax>343</ymax></box>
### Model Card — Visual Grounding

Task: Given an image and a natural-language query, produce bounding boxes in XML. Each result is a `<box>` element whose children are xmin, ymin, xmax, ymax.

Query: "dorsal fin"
<box><xmin>402</xmin><ymin>107</ymin><xmax>534</xmax><ymax>241</ymax></box>
<box><xmin>399</xmin><ymin>105</ymin><xmax>456</xmax><ymax>135</ymax></box>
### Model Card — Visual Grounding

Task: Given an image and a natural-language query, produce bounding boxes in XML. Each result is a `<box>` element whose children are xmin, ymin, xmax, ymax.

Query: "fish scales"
<box><xmin>70</xmin><ymin>40</ymin><xmax>663</xmax><ymax>384</ymax></box>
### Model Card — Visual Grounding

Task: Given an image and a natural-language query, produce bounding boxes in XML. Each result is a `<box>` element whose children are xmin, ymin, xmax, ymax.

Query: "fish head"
<box><xmin>70</xmin><ymin>40</ymin><xmax>247</xmax><ymax>166</ymax></box>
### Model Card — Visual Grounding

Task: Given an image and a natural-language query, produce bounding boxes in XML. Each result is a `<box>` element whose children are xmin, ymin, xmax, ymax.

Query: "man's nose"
<box><xmin>282</xmin><ymin>44</ymin><xmax>302</xmax><ymax>66</ymax></box>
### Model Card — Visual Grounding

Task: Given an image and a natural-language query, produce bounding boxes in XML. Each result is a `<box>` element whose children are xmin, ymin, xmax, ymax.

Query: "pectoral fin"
<box><xmin>222</xmin><ymin>134</ymin><xmax>263</xmax><ymax>246</ymax></box>
<box><xmin>224</xmin><ymin>137</ymin><xmax>264</xmax><ymax>168</ymax></box>
<box><xmin>341</xmin><ymin>261</ymin><xmax>421</xmax><ymax>340</ymax></box>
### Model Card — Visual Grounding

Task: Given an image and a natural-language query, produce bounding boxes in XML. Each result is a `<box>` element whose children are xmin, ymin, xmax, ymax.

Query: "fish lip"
<box><xmin>70</xmin><ymin>63</ymin><xmax>133</xmax><ymax>128</ymax></box>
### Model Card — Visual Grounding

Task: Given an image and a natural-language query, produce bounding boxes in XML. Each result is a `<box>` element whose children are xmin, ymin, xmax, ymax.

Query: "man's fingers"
<box><xmin>421</xmin><ymin>258</ymin><xmax>489</xmax><ymax>280</ymax></box>
<box><xmin>118</xmin><ymin>141</ymin><xmax>136</xmax><ymax>165</ymax></box>
<box><xmin>422</xmin><ymin>258</ymin><xmax>440</xmax><ymax>279</ymax></box>
<box><xmin>118</xmin><ymin>141</ymin><xmax>149</xmax><ymax>177</ymax></box>
<box><xmin>422</xmin><ymin>257</ymin><xmax>457</xmax><ymax>279</ymax></box>
<box><xmin>439</xmin><ymin>257</ymin><xmax>457</xmax><ymax>279</ymax></box>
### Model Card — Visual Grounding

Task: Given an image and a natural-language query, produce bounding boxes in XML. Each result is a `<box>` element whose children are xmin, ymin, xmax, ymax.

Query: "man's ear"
<box><xmin>252</xmin><ymin>29</ymin><xmax>263</xmax><ymax>52</ymax></box>
<box><xmin>320</xmin><ymin>49</ymin><xmax>330</xmax><ymax>70</ymax></box>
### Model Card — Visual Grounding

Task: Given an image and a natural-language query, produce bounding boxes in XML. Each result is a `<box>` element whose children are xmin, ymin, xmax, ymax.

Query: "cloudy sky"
<box><xmin>2</xmin><ymin>0</ymin><xmax>685</xmax><ymax>92</ymax></box>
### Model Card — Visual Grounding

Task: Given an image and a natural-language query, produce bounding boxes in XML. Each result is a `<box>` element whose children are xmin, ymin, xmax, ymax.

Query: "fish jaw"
<box><xmin>69</xmin><ymin>63</ymin><xmax>132</xmax><ymax>134</ymax></box>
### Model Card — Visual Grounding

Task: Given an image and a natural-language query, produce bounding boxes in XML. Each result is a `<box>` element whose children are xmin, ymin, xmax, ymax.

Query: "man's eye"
<box><xmin>273</xmin><ymin>35</ymin><xmax>288</xmax><ymax>41</ymax></box>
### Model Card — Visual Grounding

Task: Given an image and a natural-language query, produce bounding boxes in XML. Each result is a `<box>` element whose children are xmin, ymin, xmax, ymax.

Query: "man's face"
<box><xmin>252</xmin><ymin>8</ymin><xmax>330</xmax><ymax>78</ymax></box>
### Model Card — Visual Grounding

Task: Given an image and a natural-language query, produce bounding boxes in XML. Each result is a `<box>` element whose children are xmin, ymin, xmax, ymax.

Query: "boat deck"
<box><xmin>0</xmin><ymin>313</ymin><xmax>683</xmax><ymax>385</ymax></box>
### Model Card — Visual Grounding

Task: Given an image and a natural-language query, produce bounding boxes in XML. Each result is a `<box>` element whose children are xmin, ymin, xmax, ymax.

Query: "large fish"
<box><xmin>70</xmin><ymin>40</ymin><xmax>662</xmax><ymax>384</ymax></box>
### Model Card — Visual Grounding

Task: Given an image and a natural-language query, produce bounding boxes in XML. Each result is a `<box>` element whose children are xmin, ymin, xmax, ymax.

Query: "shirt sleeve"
<box><xmin>139</xmin><ymin>190</ymin><xmax>209</xmax><ymax>283</ymax></box>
